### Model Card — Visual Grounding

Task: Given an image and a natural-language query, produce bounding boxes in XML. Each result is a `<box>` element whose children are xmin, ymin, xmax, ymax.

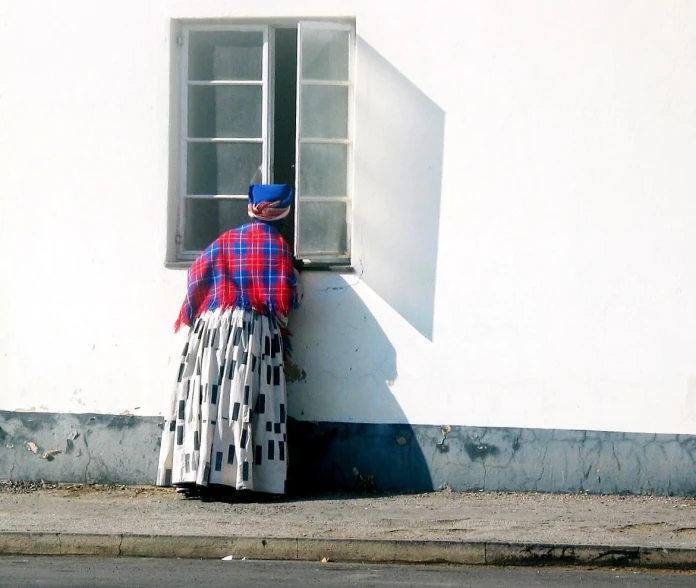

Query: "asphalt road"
<box><xmin>0</xmin><ymin>558</ymin><xmax>695</xmax><ymax>588</ymax></box>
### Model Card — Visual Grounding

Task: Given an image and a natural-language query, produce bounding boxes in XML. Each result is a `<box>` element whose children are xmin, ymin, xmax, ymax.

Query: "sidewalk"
<box><xmin>1</xmin><ymin>482</ymin><xmax>696</xmax><ymax>568</ymax></box>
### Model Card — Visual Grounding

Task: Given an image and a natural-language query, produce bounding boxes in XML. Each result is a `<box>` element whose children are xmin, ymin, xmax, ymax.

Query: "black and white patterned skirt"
<box><xmin>156</xmin><ymin>307</ymin><xmax>288</xmax><ymax>494</ymax></box>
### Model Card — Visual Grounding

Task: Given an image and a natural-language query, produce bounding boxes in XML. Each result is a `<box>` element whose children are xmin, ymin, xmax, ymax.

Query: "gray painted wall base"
<box><xmin>0</xmin><ymin>411</ymin><xmax>161</xmax><ymax>486</ymax></box>
<box><xmin>1</xmin><ymin>411</ymin><xmax>695</xmax><ymax>496</ymax></box>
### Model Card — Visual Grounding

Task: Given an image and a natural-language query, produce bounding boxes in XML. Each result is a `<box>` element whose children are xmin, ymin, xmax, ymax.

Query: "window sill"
<box><xmin>164</xmin><ymin>260</ymin><xmax>193</xmax><ymax>270</ymax></box>
<box><xmin>165</xmin><ymin>259</ymin><xmax>355</xmax><ymax>273</ymax></box>
<box><xmin>299</xmin><ymin>262</ymin><xmax>354</xmax><ymax>273</ymax></box>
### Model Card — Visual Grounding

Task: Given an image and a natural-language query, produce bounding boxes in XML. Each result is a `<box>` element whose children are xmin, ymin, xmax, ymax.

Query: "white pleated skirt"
<box><xmin>156</xmin><ymin>307</ymin><xmax>288</xmax><ymax>494</ymax></box>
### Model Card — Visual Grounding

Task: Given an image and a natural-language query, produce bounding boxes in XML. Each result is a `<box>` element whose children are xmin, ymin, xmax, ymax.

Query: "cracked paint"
<box><xmin>0</xmin><ymin>410</ymin><xmax>161</xmax><ymax>485</ymax></box>
<box><xmin>2</xmin><ymin>410</ymin><xmax>696</xmax><ymax>495</ymax></box>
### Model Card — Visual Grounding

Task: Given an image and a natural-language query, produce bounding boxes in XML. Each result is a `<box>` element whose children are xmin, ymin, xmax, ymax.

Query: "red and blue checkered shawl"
<box><xmin>174</xmin><ymin>222</ymin><xmax>299</xmax><ymax>332</ymax></box>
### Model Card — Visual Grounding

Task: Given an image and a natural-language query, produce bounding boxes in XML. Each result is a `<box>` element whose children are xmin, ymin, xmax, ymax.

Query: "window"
<box><xmin>175</xmin><ymin>22</ymin><xmax>354</xmax><ymax>265</ymax></box>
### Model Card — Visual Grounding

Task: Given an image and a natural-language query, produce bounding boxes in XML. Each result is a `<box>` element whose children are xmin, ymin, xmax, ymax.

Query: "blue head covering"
<box><xmin>248</xmin><ymin>184</ymin><xmax>293</xmax><ymax>207</ymax></box>
<box><xmin>247</xmin><ymin>184</ymin><xmax>293</xmax><ymax>222</ymax></box>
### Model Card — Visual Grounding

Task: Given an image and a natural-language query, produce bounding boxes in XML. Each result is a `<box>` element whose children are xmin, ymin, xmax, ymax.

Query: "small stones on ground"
<box><xmin>26</xmin><ymin>442</ymin><xmax>39</xmax><ymax>454</ymax></box>
<box><xmin>0</xmin><ymin>480</ymin><xmax>57</xmax><ymax>494</ymax></box>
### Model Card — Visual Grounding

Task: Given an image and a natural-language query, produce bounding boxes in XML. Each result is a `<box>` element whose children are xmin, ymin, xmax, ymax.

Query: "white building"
<box><xmin>1</xmin><ymin>0</ymin><xmax>695</xmax><ymax>494</ymax></box>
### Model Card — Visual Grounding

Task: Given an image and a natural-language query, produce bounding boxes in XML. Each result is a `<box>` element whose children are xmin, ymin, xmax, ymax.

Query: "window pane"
<box><xmin>298</xmin><ymin>201</ymin><xmax>348</xmax><ymax>256</ymax></box>
<box><xmin>301</xmin><ymin>84</ymin><xmax>348</xmax><ymax>139</ymax></box>
<box><xmin>189</xmin><ymin>31</ymin><xmax>263</xmax><ymax>81</ymax></box>
<box><xmin>301</xmin><ymin>29</ymin><xmax>349</xmax><ymax>81</ymax></box>
<box><xmin>183</xmin><ymin>198</ymin><xmax>249</xmax><ymax>251</ymax></box>
<box><xmin>299</xmin><ymin>143</ymin><xmax>347</xmax><ymax>197</ymax></box>
<box><xmin>188</xmin><ymin>85</ymin><xmax>262</xmax><ymax>138</ymax></box>
<box><xmin>187</xmin><ymin>142</ymin><xmax>262</xmax><ymax>195</ymax></box>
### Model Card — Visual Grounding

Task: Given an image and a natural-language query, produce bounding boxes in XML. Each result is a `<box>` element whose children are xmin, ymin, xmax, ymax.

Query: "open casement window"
<box><xmin>177</xmin><ymin>22</ymin><xmax>354</xmax><ymax>266</ymax></box>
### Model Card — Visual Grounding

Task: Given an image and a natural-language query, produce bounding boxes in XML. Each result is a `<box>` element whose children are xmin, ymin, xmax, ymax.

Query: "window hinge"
<box><xmin>176</xmin><ymin>35</ymin><xmax>184</xmax><ymax>47</ymax></box>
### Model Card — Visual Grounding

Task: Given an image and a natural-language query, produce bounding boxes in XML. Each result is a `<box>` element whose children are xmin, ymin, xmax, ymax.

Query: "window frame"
<box><xmin>174</xmin><ymin>21</ymin><xmax>355</xmax><ymax>267</ymax></box>
<box><xmin>176</xmin><ymin>23</ymin><xmax>270</xmax><ymax>261</ymax></box>
<box><xmin>294</xmin><ymin>21</ymin><xmax>355</xmax><ymax>265</ymax></box>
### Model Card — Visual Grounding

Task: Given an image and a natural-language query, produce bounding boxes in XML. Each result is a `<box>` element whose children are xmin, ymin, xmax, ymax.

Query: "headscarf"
<box><xmin>248</xmin><ymin>184</ymin><xmax>293</xmax><ymax>222</ymax></box>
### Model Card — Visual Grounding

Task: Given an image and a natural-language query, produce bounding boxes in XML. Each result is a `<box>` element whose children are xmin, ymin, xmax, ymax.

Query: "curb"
<box><xmin>0</xmin><ymin>533</ymin><xmax>695</xmax><ymax>569</ymax></box>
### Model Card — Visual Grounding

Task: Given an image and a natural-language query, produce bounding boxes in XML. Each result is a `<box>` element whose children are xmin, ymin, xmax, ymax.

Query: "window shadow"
<box><xmin>286</xmin><ymin>273</ymin><xmax>433</xmax><ymax>495</ymax></box>
<box><xmin>352</xmin><ymin>39</ymin><xmax>446</xmax><ymax>341</ymax></box>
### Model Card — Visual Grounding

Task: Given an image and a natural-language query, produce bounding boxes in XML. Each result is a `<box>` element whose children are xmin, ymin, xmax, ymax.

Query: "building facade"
<box><xmin>1</xmin><ymin>0</ymin><xmax>696</xmax><ymax>494</ymax></box>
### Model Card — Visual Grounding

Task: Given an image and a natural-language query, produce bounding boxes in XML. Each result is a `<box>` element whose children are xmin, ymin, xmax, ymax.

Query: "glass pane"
<box><xmin>301</xmin><ymin>29</ymin><xmax>349</xmax><ymax>81</ymax></box>
<box><xmin>184</xmin><ymin>198</ymin><xmax>249</xmax><ymax>251</ymax></box>
<box><xmin>301</xmin><ymin>84</ymin><xmax>348</xmax><ymax>139</ymax></box>
<box><xmin>300</xmin><ymin>143</ymin><xmax>347</xmax><ymax>197</ymax></box>
<box><xmin>189</xmin><ymin>31</ymin><xmax>263</xmax><ymax>81</ymax></box>
<box><xmin>298</xmin><ymin>201</ymin><xmax>348</xmax><ymax>256</ymax></box>
<box><xmin>188</xmin><ymin>85</ymin><xmax>262</xmax><ymax>138</ymax></box>
<box><xmin>187</xmin><ymin>142</ymin><xmax>262</xmax><ymax>195</ymax></box>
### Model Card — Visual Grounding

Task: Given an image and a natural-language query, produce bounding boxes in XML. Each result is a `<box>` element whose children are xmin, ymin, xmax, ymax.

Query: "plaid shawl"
<box><xmin>174</xmin><ymin>222</ymin><xmax>299</xmax><ymax>332</ymax></box>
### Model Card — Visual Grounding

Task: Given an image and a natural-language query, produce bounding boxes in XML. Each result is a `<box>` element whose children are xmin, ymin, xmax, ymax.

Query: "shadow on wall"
<box><xmin>287</xmin><ymin>273</ymin><xmax>433</xmax><ymax>494</ymax></box>
<box><xmin>353</xmin><ymin>39</ymin><xmax>446</xmax><ymax>341</ymax></box>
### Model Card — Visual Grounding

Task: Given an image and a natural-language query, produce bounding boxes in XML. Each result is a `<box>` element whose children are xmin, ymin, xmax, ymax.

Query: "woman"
<box><xmin>156</xmin><ymin>184</ymin><xmax>300</xmax><ymax>496</ymax></box>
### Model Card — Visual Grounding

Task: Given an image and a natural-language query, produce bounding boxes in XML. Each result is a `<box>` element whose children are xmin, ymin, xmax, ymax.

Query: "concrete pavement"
<box><xmin>2</xmin><ymin>483</ymin><xmax>696</xmax><ymax>568</ymax></box>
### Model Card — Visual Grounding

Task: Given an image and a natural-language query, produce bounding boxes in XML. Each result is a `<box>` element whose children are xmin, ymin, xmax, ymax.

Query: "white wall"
<box><xmin>1</xmin><ymin>0</ymin><xmax>695</xmax><ymax>435</ymax></box>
